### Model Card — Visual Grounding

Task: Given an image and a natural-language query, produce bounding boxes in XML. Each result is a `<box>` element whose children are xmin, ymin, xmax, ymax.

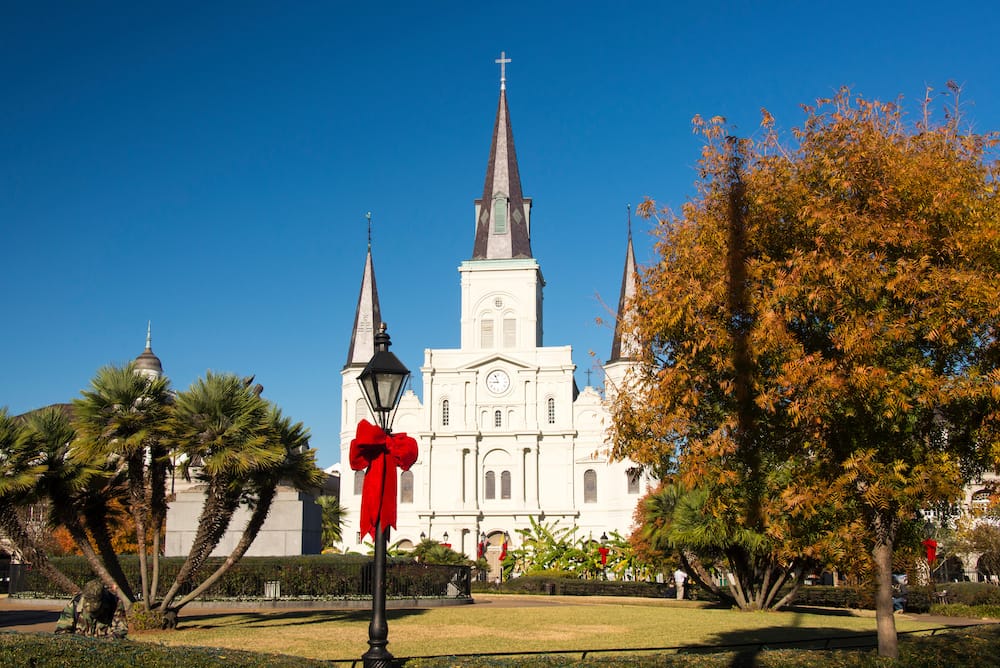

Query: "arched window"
<box><xmin>400</xmin><ymin>470</ymin><xmax>414</xmax><ymax>504</ymax></box>
<box><xmin>494</xmin><ymin>410</ymin><xmax>502</xmax><ymax>428</ymax></box>
<box><xmin>493</xmin><ymin>195</ymin><xmax>508</xmax><ymax>234</ymax></box>
<box><xmin>501</xmin><ymin>471</ymin><xmax>511</xmax><ymax>500</ymax></box>
<box><xmin>356</xmin><ymin>398</ymin><xmax>368</xmax><ymax>422</ymax></box>
<box><xmin>547</xmin><ymin>397</ymin><xmax>556</xmax><ymax>425</ymax></box>
<box><xmin>503</xmin><ymin>318</ymin><xmax>516</xmax><ymax>347</ymax></box>
<box><xmin>485</xmin><ymin>471</ymin><xmax>496</xmax><ymax>500</ymax></box>
<box><xmin>441</xmin><ymin>399</ymin><xmax>450</xmax><ymax>427</ymax></box>
<box><xmin>354</xmin><ymin>470</ymin><xmax>365</xmax><ymax>495</ymax></box>
<box><xmin>481</xmin><ymin>319</ymin><xmax>494</xmax><ymax>348</ymax></box>
<box><xmin>627</xmin><ymin>469</ymin><xmax>641</xmax><ymax>494</ymax></box>
<box><xmin>584</xmin><ymin>469</ymin><xmax>597</xmax><ymax>503</ymax></box>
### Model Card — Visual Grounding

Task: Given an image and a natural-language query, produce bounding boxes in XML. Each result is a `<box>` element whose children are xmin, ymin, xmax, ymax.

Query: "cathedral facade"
<box><xmin>339</xmin><ymin>71</ymin><xmax>650</xmax><ymax>573</ymax></box>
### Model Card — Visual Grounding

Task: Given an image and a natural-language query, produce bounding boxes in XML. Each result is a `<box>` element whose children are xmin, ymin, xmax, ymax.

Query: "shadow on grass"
<box><xmin>681</xmin><ymin>609</ymin><xmax>878</xmax><ymax>668</ymax></box>
<box><xmin>178</xmin><ymin>607</ymin><xmax>431</xmax><ymax>631</ymax></box>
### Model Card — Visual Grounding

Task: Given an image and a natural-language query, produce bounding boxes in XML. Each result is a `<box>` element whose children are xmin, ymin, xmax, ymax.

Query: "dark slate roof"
<box><xmin>345</xmin><ymin>245</ymin><xmax>383</xmax><ymax>368</ymax></box>
<box><xmin>472</xmin><ymin>88</ymin><xmax>532</xmax><ymax>260</ymax></box>
<box><xmin>609</xmin><ymin>216</ymin><xmax>639</xmax><ymax>363</ymax></box>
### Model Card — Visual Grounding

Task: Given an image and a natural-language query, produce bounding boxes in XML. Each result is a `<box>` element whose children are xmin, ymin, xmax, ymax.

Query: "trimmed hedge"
<box><xmin>12</xmin><ymin>555</ymin><xmax>470</xmax><ymax>601</ymax></box>
<box><xmin>792</xmin><ymin>584</ymin><xmax>935</xmax><ymax>613</ymax></box>
<box><xmin>471</xmin><ymin>574</ymin><xmax>673</xmax><ymax>598</ymax></box>
<box><xmin>936</xmin><ymin>582</ymin><xmax>1000</xmax><ymax>606</ymax></box>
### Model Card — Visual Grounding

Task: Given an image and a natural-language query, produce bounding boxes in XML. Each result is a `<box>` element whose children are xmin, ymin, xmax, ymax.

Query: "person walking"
<box><xmin>674</xmin><ymin>568</ymin><xmax>688</xmax><ymax>600</ymax></box>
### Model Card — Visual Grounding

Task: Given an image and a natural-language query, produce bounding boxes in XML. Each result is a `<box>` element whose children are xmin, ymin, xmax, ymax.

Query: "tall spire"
<box><xmin>609</xmin><ymin>206</ymin><xmax>639</xmax><ymax>362</ymax></box>
<box><xmin>472</xmin><ymin>51</ymin><xmax>532</xmax><ymax>260</ymax></box>
<box><xmin>345</xmin><ymin>214</ymin><xmax>383</xmax><ymax>368</ymax></box>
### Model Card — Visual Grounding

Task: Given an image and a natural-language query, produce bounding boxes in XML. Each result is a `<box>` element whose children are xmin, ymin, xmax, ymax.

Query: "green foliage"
<box><xmin>126</xmin><ymin>602</ymin><xmax>165</xmax><ymax>631</ymax></box>
<box><xmin>935</xmin><ymin>582</ymin><xmax>1000</xmax><ymax>606</ymax></box>
<box><xmin>0</xmin><ymin>633</ymin><xmax>328</xmax><ymax>668</ymax></box>
<box><xmin>412</xmin><ymin>539</ymin><xmax>470</xmax><ymax>565</ymax></box>
<box><xmin>932</xmin><ymin>603</ymin><xmax>1000</xmax><ymax>619</ymax></box>
<box><xmin>475</xmin><ymin>573</ymin><xmax>674</xmax><ymax>598</ymax></box>
<box><xmin>315</xmin><ymin>495</ymin><xmax>345</xmax><ymax>548</ymax></box>
<box><xmin>13</xmin><ymin>554</ymin><xmax>470</xmax><ymax>600</ymax></box>
<box><xmin>5</xmin><ymin>625</ymin><xmax>1000</xmax><ymax>668</ymax></box>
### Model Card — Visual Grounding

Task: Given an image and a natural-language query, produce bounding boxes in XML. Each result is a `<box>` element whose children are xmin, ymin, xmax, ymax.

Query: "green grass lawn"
<box><xmin>132</xmin><ymin>595</ymin><xmax>952</xmax><ymax>662</ymax></box>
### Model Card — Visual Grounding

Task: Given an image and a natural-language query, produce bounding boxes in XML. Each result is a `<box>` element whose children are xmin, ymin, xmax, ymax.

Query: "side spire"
<box><xmin>609</xmin><ymin>205</ymin><xmax>639</xmax><ymax>362</ymax></box>
<box><xmin>345</xmin><ymin>214</ymin><xmax>383</xmax><ymax>368</ymax></box>
<box><xmin>472</xmin><ymin>51</ymin><xmax>532</xmax><ymax>260</ymax></box>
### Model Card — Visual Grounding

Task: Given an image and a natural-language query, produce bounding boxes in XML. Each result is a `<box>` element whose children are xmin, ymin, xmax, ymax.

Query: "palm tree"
<box><xmin>317</xmin><ymin>495</ymin><xmax>346</xmax><ymax>549</ymax></box>
<box><xmin>71</xmin><ymin>363</ymin><xmax>172</xmax><ymax>605</ymax></box>
<box><xmin>169</xmin><ymin>407</ymin><xmax>324</xmax><ymax>610</ymax></box>
<box><xmin>24</xmin><ymin>407</ymin><xmax>129</xmax><ymax>600</ymax></box>
<box><xmin>0</xmin><ymin>408</ymin><xmax>78</xmax><ymax>595</ymax></box>
<box><xmin>158</xmin><ymin>372</ymin><xmax>281</xmax><ymax>611</ymax></box>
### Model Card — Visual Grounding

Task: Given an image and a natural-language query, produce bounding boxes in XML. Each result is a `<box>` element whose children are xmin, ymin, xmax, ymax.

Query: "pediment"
<box><xmin>463</xmin><ymin>353</ymin><xmax>533</xmax><ymax>371</ymax></box>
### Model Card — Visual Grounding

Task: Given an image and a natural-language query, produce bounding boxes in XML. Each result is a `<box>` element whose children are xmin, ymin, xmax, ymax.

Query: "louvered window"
<box><xmin>584</xmin><ymin>469</ymin><xmax>597</xmax><ymax>503</ymax></box>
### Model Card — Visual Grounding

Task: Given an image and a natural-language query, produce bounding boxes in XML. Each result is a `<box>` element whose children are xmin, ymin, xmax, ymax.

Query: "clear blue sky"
<box><xmin>3</xmin><ymin>1</ymin><xmax>998</xmax><ymax>468</ymax></box>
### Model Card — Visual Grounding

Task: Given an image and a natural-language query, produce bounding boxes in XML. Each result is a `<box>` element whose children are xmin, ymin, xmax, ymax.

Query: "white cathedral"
<box><xmin>338</xmin><ymin>67</ymin><xmax>651</xmax><ymax>574</ymax></box>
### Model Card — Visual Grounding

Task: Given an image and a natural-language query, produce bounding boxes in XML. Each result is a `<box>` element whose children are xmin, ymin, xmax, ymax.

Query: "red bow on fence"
<box><xmin>349</xmin><ymin>419</ymin><xmax>418</xmax><ymax>540</ymax></box>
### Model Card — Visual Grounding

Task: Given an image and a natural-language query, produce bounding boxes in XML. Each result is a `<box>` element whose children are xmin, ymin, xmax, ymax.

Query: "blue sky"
<box><xmin>3</xmin><ymin>2</ymin><xmax>998</xmax><ymax>468</ymax></box>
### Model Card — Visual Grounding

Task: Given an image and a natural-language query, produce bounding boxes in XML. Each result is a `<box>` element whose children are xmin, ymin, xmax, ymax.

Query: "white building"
<box><xmin>339</xmin><ymin>71</ymin><xmax>650</xmax><ymax>574</ymax></box>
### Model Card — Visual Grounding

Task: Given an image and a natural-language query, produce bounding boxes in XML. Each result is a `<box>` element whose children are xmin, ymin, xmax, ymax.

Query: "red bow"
<box><xmin>349</xmin><ymin>419</ymin><xmax>418</xmax><ymax>540</ymax></box>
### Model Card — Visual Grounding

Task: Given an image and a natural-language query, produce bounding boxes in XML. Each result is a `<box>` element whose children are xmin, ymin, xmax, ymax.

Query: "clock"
<box><xmin>486</xmin><ymin>370</ymin><xmax>510</xmax><ymax>394</ymax></box>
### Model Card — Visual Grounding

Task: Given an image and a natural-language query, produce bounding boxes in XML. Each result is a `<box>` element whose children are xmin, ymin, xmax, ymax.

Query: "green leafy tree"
<box><xmin>412</xmin><ymin>539</ymin><xmax>468</xmax><ymax>565</ymax></box>
<box><xmin>0</xmin><ymin>408</ymin><xmax>78</xmax><ymax>595</ymax></box>
<box><xmin>316</xmin><ymin>495</ymin><xmax>345</xmax><ymax>550</ymax></box>
<box><xmin>614</xmin><ymin>87</ymin><xmax>1000</xmax><ymax>656</ymax></box>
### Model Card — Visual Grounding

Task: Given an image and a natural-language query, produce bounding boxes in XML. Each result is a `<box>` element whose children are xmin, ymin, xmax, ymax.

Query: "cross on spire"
<box><xmin>366</xmin><ymin>211</ymin><xmax>373</xmax><ymax>247</ymax></box>
<box><xmin>495</xmin><ymin>51</ymin><xmax>511</xmax><ymax>90</ymax></box>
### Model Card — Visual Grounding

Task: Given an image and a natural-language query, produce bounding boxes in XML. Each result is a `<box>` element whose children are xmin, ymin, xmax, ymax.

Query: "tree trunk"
<box><xmin>159</xmin><ymin>485</ymin><xmax>240</xmax><ymax>609</ymax></box>
<box><xmin>82</xmin><ymin>505</ymin><xmax>135</xmax><ymax>600</ymax></box>
<box><xmin>123</xmin><ymin>449</ymin><xmax>151</xmax><ymax>605</ymax></box>
<box><xmin>173</xmin><ymin>487</ymin><xmax>276</xmax><ymax>611</ymax></box>
<box><xmin>873</xmin><ymin>531</ymin><xmax>899</xmax><ymax>658</ymax></box>
<box><xmin>0</xmin><ymin>500</ymin><xmax>80</xmax><ymax>595</ymax></box>
<box><xmin>61</xmin><ymin>514</ymin><xmax>132</xmax><ymax>610</ymax></box>
<box><xmin>680</xmin><ymin>550</ymin><xmax>734</xmax><ymax>605</ymax></box>
<box><xmin>148</xmin><ymin>443</ymin><xmax>169</xmax><ymax>604</ymax></box>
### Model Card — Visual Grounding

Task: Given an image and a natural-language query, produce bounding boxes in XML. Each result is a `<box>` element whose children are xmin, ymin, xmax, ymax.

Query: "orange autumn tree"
<box><xmin>613</xmin><ymin>86</ymin><xmax>1000</xmax><ymax>657</ymax></box>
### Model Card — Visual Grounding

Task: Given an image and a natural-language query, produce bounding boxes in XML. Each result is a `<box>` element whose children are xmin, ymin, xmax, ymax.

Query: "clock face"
<box><xmin>486</xmin><ymin>370</ymin><xmax>510</xmax><ymax>394</ymax></box>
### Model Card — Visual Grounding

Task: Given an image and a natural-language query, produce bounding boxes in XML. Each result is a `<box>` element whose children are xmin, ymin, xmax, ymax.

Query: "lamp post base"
<box><xmin>362</xmin><ymin>646</ymin><xmax>394</xmax><ymax>668</ymax></box>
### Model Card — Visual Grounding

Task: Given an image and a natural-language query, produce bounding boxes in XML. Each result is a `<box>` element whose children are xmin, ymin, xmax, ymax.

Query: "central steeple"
<box><xmin>472</xmin><ymin>52</ymin><xmax>532</xmax><ymax>260</ymax></box>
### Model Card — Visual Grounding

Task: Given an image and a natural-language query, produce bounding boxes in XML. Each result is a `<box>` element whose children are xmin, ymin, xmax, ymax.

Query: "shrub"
<box><xmin>11</xmin><ymin>555</ymin><xmax>470</xmax><ymax>601</ymax></box>
<box><xmin>938</xmin><ymin>582</ymin><xmax>1000</xmax><ymax>606</ymax></box>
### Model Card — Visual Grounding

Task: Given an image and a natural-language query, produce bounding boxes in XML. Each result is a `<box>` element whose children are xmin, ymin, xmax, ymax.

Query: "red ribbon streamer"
<box><xmin>349</xmin><ymin>419</ymin><xmax>418</xmax><ymax>540</ymax></box>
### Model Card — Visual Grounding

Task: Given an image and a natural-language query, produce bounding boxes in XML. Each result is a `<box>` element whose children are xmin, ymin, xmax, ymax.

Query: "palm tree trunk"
<box><xmin>148</xmin><ymin>444</ymin><xmax>169</xmax><ymax>604</ymax></box>
<box><xmin>173</xmin><ymin>486</ymin><xmax>277</xmax><ymax>611</ymax></box>
<box><xmin>82</xmin><ymin>505</ymin><xmax>135</xmax><ymax>601</ymax></box>
<box><xmin>680</xmin><ymin>550</ymin><xmax>734</xmax><ymax>604</ymax></box>
<box><xmin>60</xmin><ymin>513</ymin><xmax>132</xmax><ymax>609</ymax></box>
<box><xmin>0</xmin><ymin>500</ymin><xmax>80</xmax><ymax>595</ymax></box>
<box><xmin>127</xmin><ymin>449</ymin><xmax>150</xmax><ymax>603</ymax></box>
<box><xmin>159</xmin><ymin>485</ymin><xmax>240</xmax><ymax>609</ymax></box>
<box><xmin>771</xmin><ymin>566</ymin><xmax>806</xmax><ymax>610</ymax></box>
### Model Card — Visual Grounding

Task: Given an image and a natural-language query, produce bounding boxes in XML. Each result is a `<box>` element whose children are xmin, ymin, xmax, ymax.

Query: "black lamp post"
<box><xmin>599</xmin><ymin>532</ymin><xmax>610</xmax><ymax>579</ymax></box>
<box><xmin>358</xmin><ymin>323</ymin><xmax>410</xmax><ymax>668</ymax></box>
